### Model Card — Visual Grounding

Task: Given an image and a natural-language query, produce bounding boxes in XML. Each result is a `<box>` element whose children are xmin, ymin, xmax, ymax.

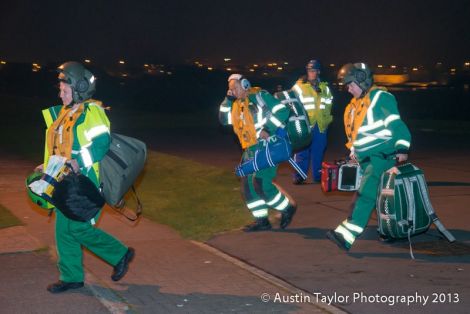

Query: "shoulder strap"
<box><xmin>415</xmin><ymin>175</ymin><xmax>455</xmax><ymax>242</ymax></box>
<box><xmin>112</xmin><ymin>185</ymin><xmax>143</xmax><ymax>222</ymax></box>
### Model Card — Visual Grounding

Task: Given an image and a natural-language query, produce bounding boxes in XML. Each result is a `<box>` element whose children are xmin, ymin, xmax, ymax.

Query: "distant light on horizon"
<box><xmin>226</xmin><ymin>67</ymin><xmax>232</xmax><ymax>71</ymax></box>
<box><xmin>391</xmin><ymin>65</ymin><xmax>396</xmax><ymax>69</ymax></box>
<box><xmin>284</xmin><ymin>62</ymin><xmax>288</xmax><ymax>65</ymax></box>
<box><xmin>277</xmin><ymin>67</ymin><xmax>283</xmax><ymax>70</ymax></box>
<box><xmin>32</xmin><ymin>63</ymin><xmax>42</xmax><ymax>72</ymax></box>
<box><xmin>224</xmin><ymin>58</ymin><xmax>231</xmax><ymax>62</ymax></box>
<box><xmin>0</xmin><ymin>60</ymin><xmax>6</xmax><ymax>64</ymax></box>
<box><xmin>329</xmin><ymin>64</ymin><xmax>335</xmax><ymax>67</ymax></box>
<box><xmin>249</xmin><ymin>68</ymin><xmax>255</xmax><ymax>72</ymax></box>
<box><xmin>412</xmin><ymin>67</ymin><xmax>418</xmax><ymax>71</ymax></box>
<box><xmin>144</xmin><ymin>64</ymin><xmax>149</xmax><ymax>67</ymax></box>
<box><xmin>253</xmin><ymin>64</ymin><xmax>259</xmax><ymax>67</ymax></box>
<box><xmin>207</xmin><ymin>67</ymin><xmax>213</xmax><ymax>71</ymax></box>
<box><xmin>84</xmin><ymin>59</ymin><xmax>91</xmax><ymax>63</ymax></box>
<box><xmin>377</xmin><ymin>65</ymin><xmax>383</xmax><ymax>68</ymax></box>
<box><xmin>119</xmin><ymin>60</ymin><xmax>125</xmax><ymax>64</ymax></box>
<box><xmin>465</xmin><ymin>62</ymin><xmax>470</xmax><ymax>67</ymax></box>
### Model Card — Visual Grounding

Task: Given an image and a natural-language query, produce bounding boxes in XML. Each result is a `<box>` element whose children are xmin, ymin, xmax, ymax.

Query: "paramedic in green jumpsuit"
<box><xmin>43</xmin><ymin>62</ymin><xmax>135</xmax><ymax>293</ymax></box>
<box><xmin>219</xmin><ymin>74</ymin><xmax>297</xmax><ymax>231</ymax></box>
<box><xmin>327</xmin><ymin>63</ymin><xmax>411</xmax><ymax>251</ymax></box>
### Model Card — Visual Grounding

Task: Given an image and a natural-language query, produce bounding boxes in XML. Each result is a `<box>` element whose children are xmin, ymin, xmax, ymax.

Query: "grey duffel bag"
<box><xmin>100</xmin><ymin>133</ymin><xmax>147</xmax><ymax>218</ymax></box>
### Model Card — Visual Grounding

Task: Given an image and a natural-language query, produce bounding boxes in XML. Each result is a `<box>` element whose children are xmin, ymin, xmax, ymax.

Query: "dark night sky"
<box><xmin>1</xmin><ymin>0</ymin><xmax>469</xmax><ymax>66</ymax></box>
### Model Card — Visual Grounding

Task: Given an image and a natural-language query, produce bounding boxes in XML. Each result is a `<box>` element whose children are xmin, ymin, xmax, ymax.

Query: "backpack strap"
<box><xmin>416</xmin><ymin>174</ymin><xmax>455</xmax><ymax>242</ymax></box>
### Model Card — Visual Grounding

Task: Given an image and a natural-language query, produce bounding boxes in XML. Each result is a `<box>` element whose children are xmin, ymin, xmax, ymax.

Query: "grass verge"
<box><xmin>128</xmin><ymin>151</ymin><xmax>251</xmax><ymax>241</ymax></box>
<box><xmin>0</xmin><ymin>204</ymin><xmax>22</xmax><ymax>229</ymax></box>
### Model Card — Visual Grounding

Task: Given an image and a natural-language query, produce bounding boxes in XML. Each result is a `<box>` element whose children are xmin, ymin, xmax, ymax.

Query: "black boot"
<box><xmin>243</xmin><ymin>217</ymin><xmax>272</xmax><ymax>232</ymax></box>
<box><xmin>112</xmin><ymin>247</ymin><xmax>135</xmax><ymax>281</ymax></box>
<box><xmin>47</xmin><ymin>280</ymin><xmax>84</xmax><ymax>293</ymax></box>
<box><xmin>326</xmin><ymin>230</ymin><xmax>351</xmax><ymax>251</ymax></box>
<box><xmin>280</xmin><ymin>205</ymin><xmax>297</xmax><ymax>229</ymax></box>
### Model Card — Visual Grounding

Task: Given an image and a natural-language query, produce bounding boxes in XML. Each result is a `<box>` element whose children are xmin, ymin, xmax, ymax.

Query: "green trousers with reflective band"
<box><xmin>241</xmin><ymin>146</ymin><xmax>290</xmax><ymax>218</ymax></box>
<box><xmin>335</xmin><ymin>155</ymin><xmax>395</xmax><ymax>247</ymax></box>
<box><xmin>55</xmin><ymin>205</ymin><xmax>128</xmax><ymax>282</ymax></box>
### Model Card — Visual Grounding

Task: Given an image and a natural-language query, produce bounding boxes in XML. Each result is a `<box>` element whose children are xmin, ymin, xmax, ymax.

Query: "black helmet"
<box><xmin>337</xmin><ymin>62</ymin><xmax>373</xmax><ymax>92</ymax></box>
<box><xmin>58</xmin><ymin>61</ymin><xmax>96</xmax><ymax>103</ymax></box>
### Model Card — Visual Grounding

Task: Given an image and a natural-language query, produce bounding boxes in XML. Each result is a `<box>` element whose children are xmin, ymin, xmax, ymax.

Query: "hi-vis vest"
<box><xmin>343</xmin><ymin>87</ymin><xmax>411</xmax><ymax>160</ymax></box>
<box><xmin>292</xmin><ymin>79</ymin><xmax>333</xmax><ymax>132</ymax></box>
<box><xmin>42</xmin><ymin>100</ymin><xmax>111</xmax><ymax>183</ymax></box>
<box><xmin>219</xmin><ymin>88</ymin><xmax>289</xmax><ymax>150</ymax></box>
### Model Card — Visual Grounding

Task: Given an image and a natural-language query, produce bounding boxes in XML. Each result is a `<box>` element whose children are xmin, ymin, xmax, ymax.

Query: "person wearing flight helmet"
<box><xmin>327</xmin><ymin>62</ymin><xmax>411</xmax><ymax>251</ymax></box>
<box><xmin>28</xmin><ymin>61</ymin><xmax>135</xmax><ymax>293</ymax></box>
<box><xmin>218</xmin><ymin>74</ymin><xmax>297</xmax><ymax>231</ymax></box>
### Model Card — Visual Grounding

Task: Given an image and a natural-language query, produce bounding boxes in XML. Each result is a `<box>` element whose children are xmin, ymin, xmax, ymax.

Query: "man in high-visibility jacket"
<box><xmin>40</xmin><ymin>62</ymin><xmax>134</xmax><ymax>293</ymax></box>
<box><xmin>219</xmin><ymin>74</ymin><xmax>297</xmax><ymax>231</ymax></box>
<box><xmin>327</xmin><ymin>62</ymin><xmax>411</xmax><ymax>251</ymax></box>
<box><xmin>291</xmin><ymin>60</ymin><xmax>333</xmax><ymax>184</ymax></box>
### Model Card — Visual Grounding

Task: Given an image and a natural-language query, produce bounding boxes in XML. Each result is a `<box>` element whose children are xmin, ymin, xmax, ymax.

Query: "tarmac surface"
<box><xmin>1</xmin><ymin>119</ymin><xmax>470</xmax><ymax>313</ymax></box>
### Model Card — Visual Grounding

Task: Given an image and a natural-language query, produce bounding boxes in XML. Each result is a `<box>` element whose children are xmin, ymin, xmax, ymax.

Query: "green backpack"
<box><xmin>99</xmin><ymin>133</ymin><xmax>147</xmax><ymax>219</ymax></box>
<box><xmin>273</xmin><ymin>90</ymin><xmax>312</xmax><ymax>152</ymax></box>
<box><xmin>376</xmin><ymin>163</ymin><xmax>455</xmax><ymax>243</ymax></box>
